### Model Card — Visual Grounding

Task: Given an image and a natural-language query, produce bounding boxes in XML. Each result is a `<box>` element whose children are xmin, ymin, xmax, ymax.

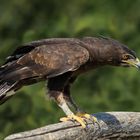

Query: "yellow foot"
<box><xmin>60</xmin><ymin>113</ymin><xmax>98</xmax><ymax>128</ymax></box>
<box><xmin>60</xmin><ymin>114</ymin><xmax>87</xmax><ymax>128</ymax></box>
<box><xmin>76</xmin><ymin>112</ymin><xmax>98</xmax><ymax>123</ymax></box>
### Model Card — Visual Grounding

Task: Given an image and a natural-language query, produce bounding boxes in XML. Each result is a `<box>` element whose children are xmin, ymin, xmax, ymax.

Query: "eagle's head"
<box><xmin>118</xmin><ymin>47</ymin><xmax>140</xmax><ymax>69</ymax></box>
<box><xmin>108</xmin><ymin>39</ymin><xmax>140</xmax><ymax>69</ymax></box>
<box><xmin>92</xmin><ymin>37</ymin><xmax>140</xmax><ymax>69</ymax></box>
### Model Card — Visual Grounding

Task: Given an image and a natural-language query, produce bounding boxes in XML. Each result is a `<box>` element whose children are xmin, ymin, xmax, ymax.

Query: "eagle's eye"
<box><xmin>122</xmin><ymin>54</ymin><xmax>134</xmax><ymax>60</ymax></box>
<box><xmin>122</xmin><ymin>54</ymin><xmax>129</xmax><ymax>60</ymax></box>
<box><xmin>122</xmin><ymin>54</ymin><xmax>135</xmax><ymax>60</ymax></box>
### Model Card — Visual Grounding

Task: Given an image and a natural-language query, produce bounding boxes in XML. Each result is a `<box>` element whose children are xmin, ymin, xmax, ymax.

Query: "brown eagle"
<box><xmin>0</xmin><ymin>37</ymin><xmax>140</xmax><ymax>128</ymax></box>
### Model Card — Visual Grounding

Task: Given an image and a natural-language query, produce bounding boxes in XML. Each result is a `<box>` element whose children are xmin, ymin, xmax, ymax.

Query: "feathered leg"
<box><xmin>62</xmin><ymin>84</ymin><xmax>98</xmax><ymax>127</ymax></box>
<box><xmin>47</xmin><ymin>74</ymin><xmax>98</xmax><ymax>128</ymax></box>
<box><xmin>63</xmin><ymin>84</ymin><xmax>82</xmax><ymax>112</ymax></box>
<box><xmin>48</xmin><ymin>90</ymin><xmax>88</xmax><ymax>128</ymax></box>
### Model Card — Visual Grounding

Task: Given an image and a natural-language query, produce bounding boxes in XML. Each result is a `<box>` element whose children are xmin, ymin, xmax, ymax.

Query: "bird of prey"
<box><xmin>0</xmin><ymin>37</ymin><xmax>140</xmax><ymax>128</ymax></box>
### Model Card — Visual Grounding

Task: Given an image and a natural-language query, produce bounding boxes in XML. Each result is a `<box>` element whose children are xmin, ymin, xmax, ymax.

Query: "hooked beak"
<box><xmin>122</xmin><ymin>58</ymin><xmax>140</xmax><ymax>69</ymax></box>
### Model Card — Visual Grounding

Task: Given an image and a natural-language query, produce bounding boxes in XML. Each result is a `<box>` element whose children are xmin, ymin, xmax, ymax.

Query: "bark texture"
<box><xmin>5</xmin><ymin>112</ymin><xmax>140</xmax><ymax>140</ymax></box>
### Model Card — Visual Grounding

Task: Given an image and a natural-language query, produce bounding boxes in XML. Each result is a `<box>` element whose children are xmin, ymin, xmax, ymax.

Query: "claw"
<box><xmin>60</xmin><ymin>113</ymin><xmax>99</xmax><ymax>128</ymax></box>
<box><xmin>76</xmin><ymin>112</ymin><xmax>99</xmax><ymax>126</ymax></box>
<box><xmin>60</xmin><ymin>114</ymin><xmax>87</xmax><ymax>128</ymax></box>
<box><xmin>84</xmin><ymin>114</ymin><xmax>98</xmax><ymax>123</ymax></box>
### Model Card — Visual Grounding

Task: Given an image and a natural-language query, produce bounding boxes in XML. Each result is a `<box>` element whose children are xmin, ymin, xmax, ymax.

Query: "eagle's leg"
<box><xmin>47</xmin><ymin>74</ymin><xmax>89</xmax><ymax>128</ymax></box>
<box><xmin>49</xmin><ymin>91</ymin><xmax>87</xmax><ymax>128</ymax></box>
<box><xmin>61</xmin><ymin>76</ymin><xmax>84</xmax><ymax>112</ymax></box>
<box><xmin>64</xmin><ymin>95</ymin><xmax>98</xmax><ymax>124</ymax></box>
<box><xmin>63</xmin><ymin>84</ymin><xmax>83</xmax><ymax>112</ymax></box>
<box><xmin>47</xmin><ymin>74</ymin><xmax>98</xmax><ymax>128</ymax></box>
<box><xmin>63</xmin><ymin>85</ymin><xmax>98</xmax><ymax>126</ymax></box>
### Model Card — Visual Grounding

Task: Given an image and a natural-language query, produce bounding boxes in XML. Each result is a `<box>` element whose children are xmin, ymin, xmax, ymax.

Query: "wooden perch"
<box><xmin>5</xmin><ymin>112</ymin><xmax>140</xmax><ymax>140</ymax></box>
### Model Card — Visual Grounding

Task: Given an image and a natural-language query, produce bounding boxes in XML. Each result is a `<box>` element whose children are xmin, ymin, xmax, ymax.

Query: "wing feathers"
<box><xmin>17</xmin><ymin>43</ymin><xmax>89</xmax><ymax>78</ymax></box>
<box><xmin>1</xmin><ymin>41</ymin><xmax>89</xmax><ymax>81</ymax></box>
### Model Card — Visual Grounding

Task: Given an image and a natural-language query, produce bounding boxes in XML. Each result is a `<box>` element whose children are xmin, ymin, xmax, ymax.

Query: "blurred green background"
<box><xmin>0</xmin><ymin>0</ymin><xmax>140</xmax><ymax>139</ymax></box>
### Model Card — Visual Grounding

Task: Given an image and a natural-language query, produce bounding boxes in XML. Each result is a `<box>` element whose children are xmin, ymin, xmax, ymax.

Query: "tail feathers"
<box><xmin>0</xmin><ymin>80</ymin><xmax>17</xmax><ymax>105</ymax></box>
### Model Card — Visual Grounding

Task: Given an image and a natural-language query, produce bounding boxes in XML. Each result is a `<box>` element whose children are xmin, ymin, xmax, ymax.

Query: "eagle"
<box><xmin>0</xmin><ymin>37</ymin><xmax>140</xmax><ymax>128</ymax></box>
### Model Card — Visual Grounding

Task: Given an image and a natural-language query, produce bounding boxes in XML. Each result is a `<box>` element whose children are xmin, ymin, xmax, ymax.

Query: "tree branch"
<box><xmin>5</xmin><ymin>112</ymin><xmax>140</xmax><ymax>140</ymax></box>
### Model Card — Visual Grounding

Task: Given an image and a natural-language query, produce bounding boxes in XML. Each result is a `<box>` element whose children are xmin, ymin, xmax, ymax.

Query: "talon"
<box><xmin>60</xmin><ymin>114</ymin><xmax>87</xmax><ymax>128</ymax></box>
<box><xmin>60</xmin><ymin>117</ymin><xmax>70</xmax><ymax>122</ymax></box>
<box><xmin>76</xmin><ymin>113</ymin><xmax>99</xmax><ymax>124</ymax></box>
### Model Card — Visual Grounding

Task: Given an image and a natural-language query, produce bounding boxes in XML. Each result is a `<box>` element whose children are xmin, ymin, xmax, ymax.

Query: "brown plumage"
<box><xmin>0</xmin><ymin>37</ymin><xmax>140</xmax><ymax>128</ymax></box>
